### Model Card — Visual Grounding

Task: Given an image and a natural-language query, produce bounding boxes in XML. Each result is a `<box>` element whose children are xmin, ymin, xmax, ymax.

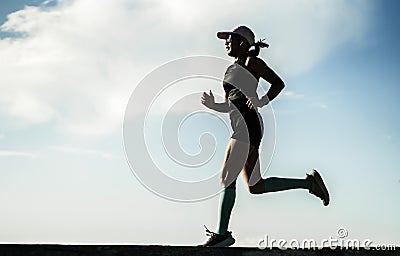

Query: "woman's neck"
<box><xmin>234</xmin><ymin>56</ymin><xmax>247</xmax><ymax>65</ymax></box>
<box><xmin>234</xmin><ymin>52</ymin><xmax>247</xmax><ymax>63</ymax></box>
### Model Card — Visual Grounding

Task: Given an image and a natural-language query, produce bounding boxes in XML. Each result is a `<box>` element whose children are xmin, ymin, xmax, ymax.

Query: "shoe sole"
<box><xmin>210</xmin><ymin>237</ymin><xmax>235</xmax><ymax>247</ymax></box>
<box><xmin>311</xmin><ymin>169</ymin><xmax>330</xmax><ymax>206</ymax></box>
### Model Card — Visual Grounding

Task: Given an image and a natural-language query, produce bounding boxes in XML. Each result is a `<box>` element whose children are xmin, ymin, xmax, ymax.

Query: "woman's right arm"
<box><xmin>209</xmin><ymin>101</ymin><xmax>231</xmax><ymax>113</ymax></box>
<box><xmin>201</xmin><ymin>90</ymin><xmax>231</xmax><ymax>113</ymax></box>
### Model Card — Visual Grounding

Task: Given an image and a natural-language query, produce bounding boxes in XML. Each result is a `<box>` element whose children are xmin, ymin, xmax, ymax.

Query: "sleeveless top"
<box><xmin>222</xmin><ymin>58</ymin><xmax>264</xmax><ymax>148</ymax></box>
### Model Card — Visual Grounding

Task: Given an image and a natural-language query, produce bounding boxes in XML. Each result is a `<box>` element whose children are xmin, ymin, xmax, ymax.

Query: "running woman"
<box><xmin>199</xmin><ymin>25</ymin><xmax>330</xmax><ymax>247</ymax></box>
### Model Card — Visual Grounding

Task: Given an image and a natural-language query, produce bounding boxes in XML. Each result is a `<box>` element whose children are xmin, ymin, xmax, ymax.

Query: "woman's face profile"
<box><xmin>225</xmin><ymin>34</ymin><xmax>243</xmax><ymax>57</ymax></box>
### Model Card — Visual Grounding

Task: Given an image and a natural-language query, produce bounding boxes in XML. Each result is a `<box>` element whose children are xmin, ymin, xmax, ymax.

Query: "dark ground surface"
<box><xmin>0</xmin><ymin>244</ymin><xmax>398</xmax><ymax>256</ymax></box>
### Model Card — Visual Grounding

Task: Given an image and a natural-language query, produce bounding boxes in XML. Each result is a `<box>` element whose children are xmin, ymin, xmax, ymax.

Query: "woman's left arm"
<box><xmin>250</xmin><ymin>57</ymin><xmax>285</xmax><ymax>107</ymax></box>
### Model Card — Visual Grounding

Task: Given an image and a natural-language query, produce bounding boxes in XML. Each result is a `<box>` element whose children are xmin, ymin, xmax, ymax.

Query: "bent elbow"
<box><xmin>276</xmin><ymin>81</ymin><xmax>285</xmax><ymax>91</ymax></box>
<box><xmin>279</xmin><ymin>81</ymin><xmax>285</xmax><ymax>89</ymax></box>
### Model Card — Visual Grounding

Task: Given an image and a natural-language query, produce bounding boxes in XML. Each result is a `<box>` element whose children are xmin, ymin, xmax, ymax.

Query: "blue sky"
<box><xmin>0</xmin><ymin>0</ymin><xmax>399</xmax><ymax>247</ymax></box>
<box><xmin>0</xmin><ymin>0</ymin><xmax>42</xmax><ymax>23</ymax></box>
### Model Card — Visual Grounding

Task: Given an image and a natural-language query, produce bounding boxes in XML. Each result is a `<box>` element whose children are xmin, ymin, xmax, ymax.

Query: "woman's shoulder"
<box><xmin>246</xmin><ymin>56</ymin><xmax>267</xmax><ymax>78</ymax></box>
<box><xmin>246</xmin><ymin>56</ymin><xmax>267</xmax><ymax>68</ymax></box>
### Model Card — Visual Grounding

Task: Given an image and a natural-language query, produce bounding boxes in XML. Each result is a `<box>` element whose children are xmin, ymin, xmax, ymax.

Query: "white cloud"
<box><xmin>49</xmin><ymin>145</ymin><xmax>116</xmax><ymax>159</ymax></box>
<box><xmin>0</xmin><ymin>150</ymin><xmax>38</xmax><ymax>157</ymax></box>
<box><xmin>42</xmin><ymin>0</ymin><xmax>56</xmax><ymax>5</ymax></box>
<box><xmin>257</xmin><ymin>0</ymin><xmax>372</xmax><ymax>75</ymax></box>
<box><xmin>0</xmin><ymin>0</ymin><xmax>373</xmax><ymax>136</ymax></box>
<box><xmin>279</xmin><ymin>91</ymin><xmax>304</xmax><ymax>100</ymax></box>
<box><xmin>310</xmin><ymin>102</ymin><xmax>328</xmax><ymax>109</ymax></box>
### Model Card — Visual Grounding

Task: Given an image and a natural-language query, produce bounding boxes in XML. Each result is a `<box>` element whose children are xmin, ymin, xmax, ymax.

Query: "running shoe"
<box><xmin>306</xmin><ymin>169</ymin><xmax>330</xmax><ymax>206</ymax></box>
<box><xmin>198</xmin><ymin>225</ymin><xmax>235</xmax><ymax>247</ymax></box>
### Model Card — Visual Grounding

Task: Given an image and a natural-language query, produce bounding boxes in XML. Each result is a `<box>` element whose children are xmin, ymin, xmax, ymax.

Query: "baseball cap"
<box><xmin>217</xmin><ymin>25</ymin><xmax>255</xmax><ymax>46</ymax></box>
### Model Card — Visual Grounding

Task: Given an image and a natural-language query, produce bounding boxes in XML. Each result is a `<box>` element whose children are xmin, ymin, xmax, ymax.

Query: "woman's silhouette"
<box><xmin>199</xmin><ymin>25</ymin><xmax>330</xmax><ymax>247</ymax></box>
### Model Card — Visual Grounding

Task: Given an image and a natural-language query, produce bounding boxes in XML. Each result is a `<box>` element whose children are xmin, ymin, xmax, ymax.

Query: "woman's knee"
<box><xmin>221</xmin><ymin>179</ymin><xmax>236</xmax><ymax>189</ymax></box>
<box><xmin>248</xmin><ymin>182</ymin><xmax>264</xmax><ymax>194</ymax></box>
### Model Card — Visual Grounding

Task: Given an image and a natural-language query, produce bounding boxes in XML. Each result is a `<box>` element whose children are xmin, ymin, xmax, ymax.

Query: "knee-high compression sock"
<box><xmin>216</xmin><ymin>187</ymin><xmax>236</xmax><ymax>235</ymax></box>
<box><xmin>263</xmin><ymin>177</ymin><xmax>311</xmax><ymax>193</ymax></box>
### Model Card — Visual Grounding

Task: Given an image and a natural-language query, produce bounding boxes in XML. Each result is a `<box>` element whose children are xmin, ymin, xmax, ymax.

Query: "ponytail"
<box><xmin>248</xmin><ymin>38</ymin><xmax>269</xmax><ymax>57</ymax></box>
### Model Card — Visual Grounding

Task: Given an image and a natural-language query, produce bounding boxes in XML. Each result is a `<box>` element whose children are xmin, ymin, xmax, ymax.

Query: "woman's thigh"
<box><xmin>220</xmin><ymin>139</ymin><xmax>250</xmax><ymax>188</ymax></box>
<box><xmin>242</xmin><ymin>145</ymin><xmax>263</xmax><ymax>190</ymax></box>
